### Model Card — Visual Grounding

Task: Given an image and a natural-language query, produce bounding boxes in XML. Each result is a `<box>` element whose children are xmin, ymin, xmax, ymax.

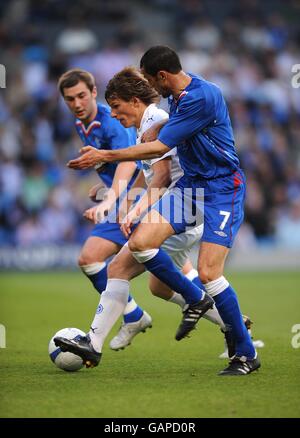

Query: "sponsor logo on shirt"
<box><xmin>214</xmin><ymin>230</ymin><xmax>227</xmax><ymax>237</ymax></box>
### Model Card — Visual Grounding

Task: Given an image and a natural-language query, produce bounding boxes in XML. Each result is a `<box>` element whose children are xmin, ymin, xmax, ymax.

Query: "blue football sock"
<box><xmin>144</xmin><ymin>249</ymin><xmax>203</xmax><ymax>304</ymax></box>
<box><xmin>88</xmin><ymin>264</ymin><xmax>109</xmax><ymax>294</ymax></box>
<box><xmin>213</xmin><ymin>285</ymin><xmax>255</xmax><ymax>359</ymax></box>
<box><xmin>192</xmin><ymin>275</ymin><xmax>205</xmax><ymax>290</ymax></box>
<box><xmin>124</xmin><ymin>306</ymin><xmax>144</xmax><ymax>323</ymax></box>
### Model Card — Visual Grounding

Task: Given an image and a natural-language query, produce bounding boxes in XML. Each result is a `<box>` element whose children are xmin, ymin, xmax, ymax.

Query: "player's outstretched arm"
<box><xmin>121</xmin><ymin>159</ymin><xmax>172</xmax><ymax>238</ymax></box>
<box><xmin>67</xmin><ymin>141</ymin><xmax>171</xmax><ymax>170</ymax></box>
<box><xmin>84</xmin><ymin>161</ymin><xmax>137</xmax><ymax>224</ymax></box>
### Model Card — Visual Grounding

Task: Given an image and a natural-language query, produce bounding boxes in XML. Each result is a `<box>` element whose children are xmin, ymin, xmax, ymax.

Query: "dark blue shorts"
<box><xmin>90</xmin><ymin>214</ymin><xmax>127</xmax><ymax>247</ymax></box>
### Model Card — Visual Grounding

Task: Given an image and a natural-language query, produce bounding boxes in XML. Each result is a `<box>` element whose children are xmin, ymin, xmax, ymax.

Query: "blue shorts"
<box><xmin>90</xmin><ymin>214</ymin><xmax>127</xmax><ymax>247</ymax></box>
<box><xmin>151</xmin><ymin>177</ymin><xmax>204</xmax><ymax>234</ymax></box>
<box><xmin>152</xmin><ymin>170</ymin><xmax>245</xmax><ymax>248</ymax></box>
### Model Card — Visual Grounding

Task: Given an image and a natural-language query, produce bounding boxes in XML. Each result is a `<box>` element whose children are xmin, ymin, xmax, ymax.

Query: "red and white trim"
<box><xmin>76</xmin><ymin>120</ymin><xmax>101</xmax><ymax>136</ymax></box>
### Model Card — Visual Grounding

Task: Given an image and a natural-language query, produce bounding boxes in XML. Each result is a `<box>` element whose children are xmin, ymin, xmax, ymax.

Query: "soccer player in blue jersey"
<box><xmin>61</xmin><ymin>48</ymin><xmax>260</xmax><ymax>376</ymax></box>
<box><xmin>58</xmin><ymin>69</ymin><xmax>152</xmax><ymax>334</ymax></box>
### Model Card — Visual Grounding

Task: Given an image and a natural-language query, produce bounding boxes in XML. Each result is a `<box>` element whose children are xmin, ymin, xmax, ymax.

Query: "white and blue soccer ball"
<box><xmin>49</xmin><ymin>327</ymin><xmax>85</xmax><ymax>372</ymax></box>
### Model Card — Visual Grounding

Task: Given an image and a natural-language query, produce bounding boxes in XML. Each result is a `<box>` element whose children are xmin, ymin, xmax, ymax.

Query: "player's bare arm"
<box><xmin>141</xmin><ymin>119</ymin><xmax>168</xmax><ymax>143</ymax></box>
<box><xmin>121</xmin><ymin>158</ymin><xmax>172</xmax><ymax>239</ymax></box>
<box><xmin>84</xmin><ymin>161</ymin><xmax>137</xmax><ymax>224</ymax></box>
<box><xmin>67</xmin><ymin>140</ymin><xmax>170</xmax><ymax>170</ymax></box>
<box><xmin>118</xmin><ymin>170</ymin><xmax>146</xmax><ymax>223</ymax></box>
<box><xmin>88</xmin><ymin>181</ymin><xmax>106</xmax><ymax>202</ymax></box>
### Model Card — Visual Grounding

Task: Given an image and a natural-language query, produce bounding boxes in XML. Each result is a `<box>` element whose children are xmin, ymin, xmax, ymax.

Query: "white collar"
<box><xmin>137</xmin><ymin>103</ymin><xmax>157</xmax><ymax>137</ymax></box>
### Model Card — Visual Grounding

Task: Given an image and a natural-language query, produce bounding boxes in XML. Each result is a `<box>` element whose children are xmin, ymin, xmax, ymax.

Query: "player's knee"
<box><xmin>199</xmin><ymin>265</ymin><xmax>218</xmax><ymax>284</ymax></box>
<box><xmin>128</xmin><ymin>235</ymin><xmax>149</xmax><ymax>252</ymax></box>
<box><xmin>78</xmin><ymin>251</ymin><xmax>97</xmax><ymax>267</ymax></box>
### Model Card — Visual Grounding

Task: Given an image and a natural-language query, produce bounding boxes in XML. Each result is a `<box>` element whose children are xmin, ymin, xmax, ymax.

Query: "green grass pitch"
<box><xmin>0</xmin><ymin>271</ymin><xmax>300</xmax><ymax>418</ymax></box>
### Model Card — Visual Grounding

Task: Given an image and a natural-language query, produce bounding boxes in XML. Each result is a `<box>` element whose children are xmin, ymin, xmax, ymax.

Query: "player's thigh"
<box><xmin>161</xmin><ymin>226</ymin><xmax>201</xmax><ymax>270</ymax></box>
<box><xmin>79</xmin><ymin>236</ymin><xmax>121</xmax><ymax>266</ymax></box>
<box><xmin>128</xmin><ymin>209</ymin><xmax>175</xmax><ymax>252</ymax></box>
<box><xmin>148</xmin><ymin>274</ymin><xmax>173</xmax><ymax>299</ymax></box>
<box><xmin>197</xmin><ymin>241</ymin><xmax>229</xmax><ymax>282</ymax></box>
<box><xmin>108</xmin><ymin>244</ymin><xmax>145</xmax><ymax>280</ymax></box>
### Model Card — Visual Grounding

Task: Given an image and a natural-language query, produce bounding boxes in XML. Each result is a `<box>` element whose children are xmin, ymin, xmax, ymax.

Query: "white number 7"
<box><xmin>219</xmin><ymin>210</ymin><xmax>231</xmax><ymax>230</ymax></box>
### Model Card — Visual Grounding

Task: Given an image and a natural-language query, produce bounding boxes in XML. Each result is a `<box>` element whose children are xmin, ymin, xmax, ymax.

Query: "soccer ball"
<box><xmin>49</xmin><ymin>327</ymin><xmax>85</xmax><ymax>372</ymax></box>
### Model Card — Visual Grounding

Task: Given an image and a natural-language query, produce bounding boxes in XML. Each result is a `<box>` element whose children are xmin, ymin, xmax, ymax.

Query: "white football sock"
<box><xmin>203</xmin><ymin>305</ymin><xmax>226</xmax><ymax>330</ymax></box>
<box><xmin>123</xmin><ymin>297</ymin><xmax>138</xmax><ymax>315</ymax></box>
<box><xmin>89</xmin><ymin>279</ymin><xmax>129</xmax><ymax>353</ymax></box>
<box><xmin>185</xmin><ymin>269</ymin><xmax>226</xmax><ymax>329</ymax></box>
<box><xmin>168</xmin><ymin>292</ymin><xmax>186</xmax><ymax>309</ymax></box>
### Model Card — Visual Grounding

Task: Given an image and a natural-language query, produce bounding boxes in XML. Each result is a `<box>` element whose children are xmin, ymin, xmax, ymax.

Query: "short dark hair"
<box><xmin>105</xmin><ymin>66</ymin><xmax>159</xmax><ymax>105</ymax></box>
<box><xmin>140</xmin><ymin>46</ymin><xmax>182</xmax><ymax>76</ymax></box>
<box><xmin>58</xmin><ymin>68</ymin><xmax>95</xmax><ymax>96</ymax></box>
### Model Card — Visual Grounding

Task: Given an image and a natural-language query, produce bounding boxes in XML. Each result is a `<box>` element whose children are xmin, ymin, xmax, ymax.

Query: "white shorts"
<box><xmin>161</xmin><ymin>225</ymin><xmax>203</xmax><ymax>269</ymax></box>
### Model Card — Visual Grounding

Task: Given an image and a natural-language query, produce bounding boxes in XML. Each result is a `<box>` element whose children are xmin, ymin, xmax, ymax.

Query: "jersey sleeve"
<box><xmin>148</xmin><ymin>147</ymin><xmax>177</xmax><ymax>166</ymax></box>
<box><xmin>158</xmin><ymin>93</ymin><xmax>215</xmax><ymax>148</ymax></box>
<box><xmin>103</xmin><ymin>117</ymin><xmax>136</xmax><ymax>150</ymax></box>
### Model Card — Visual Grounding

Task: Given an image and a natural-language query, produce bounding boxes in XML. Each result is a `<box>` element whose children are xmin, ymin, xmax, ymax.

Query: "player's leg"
<box><xmin>78</xmin><ymin>235</ymin><xmax>119</xmax><ymax>293</ymax></box>
<box><xmin>79</xmin><ymin>229</ymin><xmax>145</xmax><ymax>325</ymax></box>
<box><xmin>55</xmin><ymin>245</ymin><xmax>146</xmax><ymax>367</ymax></box>
<box><xmin>148</xmin><ymin>238</ymin><xmax>225</xmax><ymax>328</ymax></box>
<box><xmin>199</xmin><ymin>171</ymin><xmax>260</xmax><ymax>374</ymax></box>
<box><xmin>88</xmin><ymin>245</ymin><xmax>147</xmax><ymax>357</ymax></box>
<box><xmin>128</xmin><ymin>210</ymin><xmax>205</xmax><ymax>305</ymax></box>
<box><xmin>198</xmin><ymin>242</ymin><xmax>258</xmax><ymax>367</ymax></box>
<box><xmin>128</xmin><ymin>206</ymin><xmax>214</xmax><ymax>340</ymax></box>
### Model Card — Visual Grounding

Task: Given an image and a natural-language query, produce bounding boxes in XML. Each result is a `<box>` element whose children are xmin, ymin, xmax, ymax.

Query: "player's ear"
<box><xmin>92</xmin><ymin>86</ymin><xmax>97</xmax><ymax>99</ymax></box>
<box><xmin>158</xmin><ymin>71</ymin><xmax>167</xmax><ymax>81</ymax></box>
<box><xmin>131</xmin><ymin>97</ymin><xmax>140</xmax><ymax>107</ymax></box>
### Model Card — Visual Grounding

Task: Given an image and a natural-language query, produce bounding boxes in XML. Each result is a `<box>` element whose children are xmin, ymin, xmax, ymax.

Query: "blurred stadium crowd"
<box><xmin>0</xmin><ymin>0</ymin><xmax>300</xmax><ymax>249</ymax></box>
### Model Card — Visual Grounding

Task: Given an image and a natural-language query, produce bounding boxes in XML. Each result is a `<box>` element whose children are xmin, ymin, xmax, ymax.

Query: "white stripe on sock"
<box><xmin>185</xmin><ymin>268</ymin><xmax>199</xmax><ymax>282</ymax></box>
<box><xmin>80</xmin><ymin>262</ymin><xmax>106</xmax><ymax>276</ymax></box>
<box><xmin>204</xmin><ymin>276</ymin><xmax>229</xmax><ymax>297</ymax></box>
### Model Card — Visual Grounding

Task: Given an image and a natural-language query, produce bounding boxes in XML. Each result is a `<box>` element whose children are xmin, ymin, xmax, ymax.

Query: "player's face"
<box><xmin>108</xmin><ymin>97</ymin><xmax>141</xmax><ymax>128</ymax></box>
<box><xmin>63</xmin><ymin>82</ymin><xmax>97</xmax><ymax>122</ymax></box>
<box><xmin>141</xmin><ymin>70</ymin><xmax>171</xmax><ymax>98</ymax></box>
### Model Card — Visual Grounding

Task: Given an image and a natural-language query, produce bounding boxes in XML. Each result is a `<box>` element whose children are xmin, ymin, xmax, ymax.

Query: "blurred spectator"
<box><xmin>275</xmin><ymin>198</ymin><xmax>300</xmax><ymax>248</ymax></box>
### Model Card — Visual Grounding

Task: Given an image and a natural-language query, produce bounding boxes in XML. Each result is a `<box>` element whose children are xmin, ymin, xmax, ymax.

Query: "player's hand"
<box><xmin>141</xmin><ymin>122</ymin><xmax>163</xmax><ymax>143</ymax></box>
<box><xmin>89</xmin><ymin>183</ymin><xmax>103</xmax><ymax>202</ymax></box>
<box><xmin>83</xmin><ymin>201</ymin><xmax>112</xmax><ymax>224</ymax></box>
<box><xmin>117</xmin><ymin>204</ymin><xmax>128</xmax><ymax>224</ymax></box>
<box><xmin>67</xmin><ymin>146</ymin><xmax>105</xmax><ymax>170</ymax></box>
<box><xmin>121</xmin><ymin>206</ymin><xmax>141</xmax><ymax>239</ymax></box>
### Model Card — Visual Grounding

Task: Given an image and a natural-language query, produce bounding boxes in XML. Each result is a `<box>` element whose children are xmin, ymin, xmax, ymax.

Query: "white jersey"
<box><xmin>136</xmin><ymin>104</ymin><xmax>183</xmax><ymax>188</ymax></box>
<box><xmin>135</xmin><ymin>104</ymin><xmax>202</xmax><ymax>269</ymax></box>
